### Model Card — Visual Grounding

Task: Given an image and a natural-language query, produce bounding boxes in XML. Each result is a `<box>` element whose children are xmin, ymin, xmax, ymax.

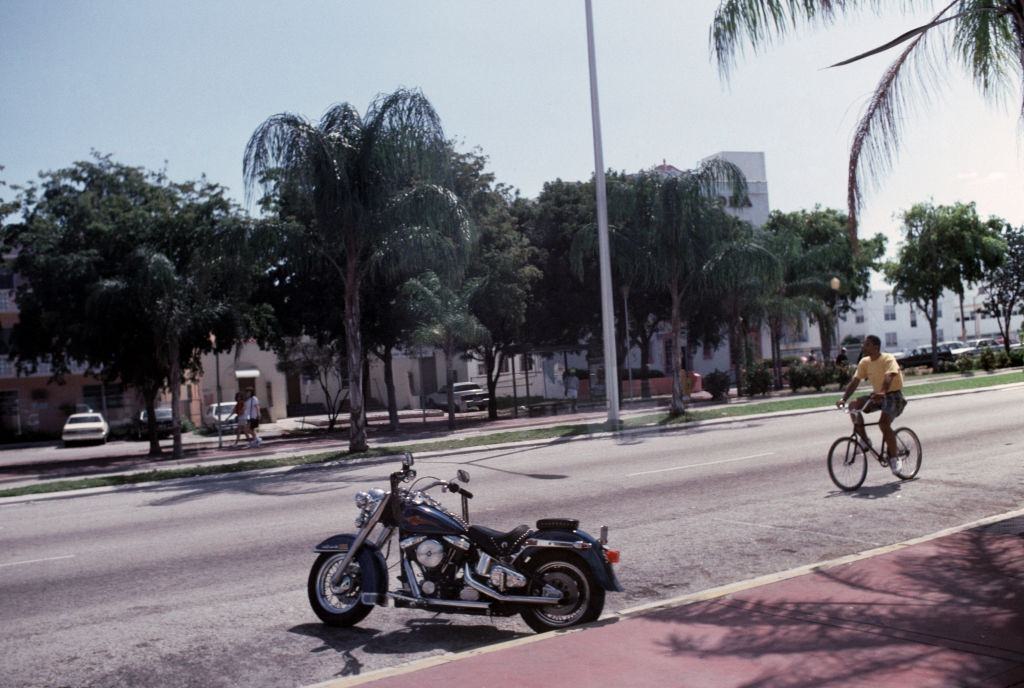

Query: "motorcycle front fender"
<box><xmin>313</xmin><ymin>533</ymin><xmax>390</xmax><ymax>605</ymax></box>
<box><xmin>516</xmin><ymin>529</ymin><xmax>624</xmax><ymax>593</ymax></box>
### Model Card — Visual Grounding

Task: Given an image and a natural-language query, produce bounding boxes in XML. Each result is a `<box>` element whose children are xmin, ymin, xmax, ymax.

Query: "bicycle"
<box><xmin>828</xmin><ymin>408</ymin><xmax>922</xmax><ymax>491</ymax></box>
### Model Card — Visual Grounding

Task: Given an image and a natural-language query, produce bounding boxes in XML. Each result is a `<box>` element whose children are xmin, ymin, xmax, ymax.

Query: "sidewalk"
<box><xmin>316</xmin><ymin>509</ymin><xmax>1024</xmax><ymax>688</ymax></box>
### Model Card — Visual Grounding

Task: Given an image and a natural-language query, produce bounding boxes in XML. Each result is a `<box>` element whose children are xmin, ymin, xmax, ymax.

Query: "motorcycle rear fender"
<box><xmin>314</xmin><ymin>533</ymin><xmax>389</xmax><ymax>605</ymax></box>
<box><xmin>517</xmin><ymin>528</ymin><xmax>624</xmax><ymax>593</ymax></box>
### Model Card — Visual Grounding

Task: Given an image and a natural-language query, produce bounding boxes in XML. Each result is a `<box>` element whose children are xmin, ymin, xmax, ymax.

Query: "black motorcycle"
<box><xmin>307</xmin><ymin>452</ymin><xmax>622</xmax><ymax>632</ymax></box>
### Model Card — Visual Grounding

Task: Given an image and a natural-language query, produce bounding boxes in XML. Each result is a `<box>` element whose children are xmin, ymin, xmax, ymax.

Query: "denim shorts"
<box><xmin>858</xmin><ymin>391</ymin><xmax>907</xmax><ymax>419</ymax></box>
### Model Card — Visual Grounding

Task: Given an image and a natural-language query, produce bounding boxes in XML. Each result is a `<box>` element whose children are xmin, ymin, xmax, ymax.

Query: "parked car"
<box><xmin>62</xmin><ymin>413</ymin><xmax>109</xmax><ymax>446</ymax></box>
<box><xmin>964</xmin><ymin>337</ymin><xmax>1002</xmax><ymax>354</ymax></box>
<box><xmin>894</xmin><ymin>345</ymin><xmax>955</xmax><ymax>369</ymax></box>
<box><xmin>426</xmin><ymin>382</ymin><xmax>489</xmax><ymax>412</ymax></box>
<box><xmin>134</xmin><ymin>406</ymin><xmax>178</xmax><ymax>441</ymax></box>
<box><xmin>204</xmin><ymin>401</ymin><xmax>238</xmax><ymax>431</ymax></box>
<box><xmin>937</xmin><ymin>340</ymin><xmax>974</xmax><ymax>356</ymax></box>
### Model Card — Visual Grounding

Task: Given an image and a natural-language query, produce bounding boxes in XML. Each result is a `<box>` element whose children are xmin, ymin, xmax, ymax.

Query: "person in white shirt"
<box><xmin>244</xmin><ymin>390</ymin><xmax>262</xmax><ymax>448</ymax></box>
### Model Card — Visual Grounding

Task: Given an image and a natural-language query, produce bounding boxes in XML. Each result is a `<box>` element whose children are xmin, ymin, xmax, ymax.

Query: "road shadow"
<box><xmin>289</xmin><ymin>617</ymin><xmax>524</xmax><ymax>678</ymax></box>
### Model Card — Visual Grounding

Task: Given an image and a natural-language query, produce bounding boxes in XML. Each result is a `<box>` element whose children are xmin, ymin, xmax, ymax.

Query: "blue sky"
<box><xmin>2</xmin><ymin>0</ymin><xmax>1022</xmax><ymax>268</ymax></box>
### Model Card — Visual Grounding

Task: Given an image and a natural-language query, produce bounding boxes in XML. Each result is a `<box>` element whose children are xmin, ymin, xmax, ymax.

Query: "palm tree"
<box><xmin>403</xmin><ymin>271</ymin><xmax>488</xmax><ymax>430</ymax></box>
<box><xmin>244</xmin><ymin>89</ymin><xmax>470</xmax><ymax>452</ymax></box>
<box><xmin>599</xmin><ymin>161</ymin><xmax>752</xmax><ymax>416</ymax></box>
<box><xmin>711</xmin><ymin>0</ymin><xmax>1024</xmax><ymax>244</ymax></box>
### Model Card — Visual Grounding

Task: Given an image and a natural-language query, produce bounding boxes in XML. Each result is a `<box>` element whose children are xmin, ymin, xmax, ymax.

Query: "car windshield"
<box><xmin>140</xmin><ymin>408</ymin><xmax>173</xmax><ymax>421</ymax></box>
<box><xmin>212</xmin><ymin>403</ymin><xmax>235</xmax><ymax>415</ymax></box>
<box><xmin>68</xmin><ymin>415</ymin><xmax>102</xmax><ymax>424</ymax></box>
<box><xmin>453</xmin><ymin>383</ymin><xmax>481</xmax><ymax>391</ymax></box>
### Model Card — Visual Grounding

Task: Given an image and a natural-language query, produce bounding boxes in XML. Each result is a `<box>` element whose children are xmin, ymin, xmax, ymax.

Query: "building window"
<box><xmin>909</xmin><ymin>308</ymin><xmax>917</xmax><ymax>328</ymax></box>
<box><xmin>0</xmin><ymin>270</ymin><xmax>13</xmax><ymax>290</ymax></box>
<box><xmin>855</xmin><ymin>308</ymin><xmax>865</xmax><ymax>324</ymax></box>
<box><xmin>82</xmin><ymin>383</ymin><xmax>124</xmax><ymax>410</ymax></box>
<box><xmin>477</xmin><ymin>363</ymin><xmax>487</xmax><ymax>376</ymax></box>
<box><xmin>884</xmin><ymin>304</ymin><xmax>896</xmax><ymax>321</ymax></box>
<box><xmin>522</xmin><ymin>355</ymin><xmax>535</xmax><ymax>372</ymax></box>
<box><xmin>664</xmin><ymin>339</ymin><xmax>674</xmax><ymax>368</ymax></box>
<box><xmin>0</xmin><ymin>390</ymin><xmax>18</xmax><ymax>416</ymax></box>
<box><xmin>936</xmin><ymin>303</ymin><xmax>943</xmax><ymax>317</ymax></box>
<box><xmin>936</xmin><ymin>328</ymin><xmax>944</xmax><ymax>341</ymax></box>
<box><xmin>500</xmin><ymin>357</ymin><xmax>510</xmax><ymax>373</ymax></box>
<box><xmin>0</xmin><ymin>359</ymin><xmax>13</xmax><ymax>378</ymax></box>
<box><xmin>266</xmin><ymin>381</ymin><xmax>274</xmax><ymax>409</ymax></box>
<box><xmin>885</xmin><ymin>332</ymin><xmax>898</xmax><ymax>348</ymax></box>
<box><xmin>0</xmin><ymin>290</ymin><xmax>14</xmax><ymax>312</ymax></box>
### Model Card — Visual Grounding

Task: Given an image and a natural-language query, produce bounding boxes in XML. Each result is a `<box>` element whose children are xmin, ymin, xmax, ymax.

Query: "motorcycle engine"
<box><xmin>414</xmin><ymin>539</ymin><xmax>445</xmax><ymax>569</ymax></box>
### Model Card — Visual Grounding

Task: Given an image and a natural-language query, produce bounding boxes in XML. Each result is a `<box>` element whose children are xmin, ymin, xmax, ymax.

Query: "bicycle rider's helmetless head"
<box><xmin>861</xmin><ymin>335</ymin><xmax>881</xmax><ymax>359</ymax></box>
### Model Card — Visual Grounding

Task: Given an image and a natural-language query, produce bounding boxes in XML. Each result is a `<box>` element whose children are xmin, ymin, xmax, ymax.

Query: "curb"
<box><xmin>3</xmin><ymin>380</ymin><xmax>1021</xmax><ymax>503</ymax></box>
<box><xmin>306</xmin><ymin>503</ymin><xmax>1024</xmax><ymax>688</ymax></box>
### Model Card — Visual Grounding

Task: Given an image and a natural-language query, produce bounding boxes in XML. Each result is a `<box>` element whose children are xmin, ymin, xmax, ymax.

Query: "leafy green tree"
<box><xmin>628</xmin><ymin>161</ymin><xmax>752</xmax><ymax>415</ymax></box>
<box><xmin>763</xmin><ymin>207</ymin><xmax>885</xmax><ymax>361</ymax></box>
<box><xmin>403</xmin><ymin>271</ymin><xmax>488</xmax><ymax>430</ymax></box>
<box><xmin>885</xmin><ymin>201</ymin><xmax>993</xmax><ymax>368</ymax></box>
<box><xmin>244</xmin><ymin>89</ymin><xmax>469</xmax><ymax>452</ymax></box>
<box><xmin>711</xmin><ymin>0</ymin><xmax>1024</xmax><ymax>243</ymax></box>
<box><xmin>980</xmin><ymin>223</ymin><xmax>1024</xmax><ymax>352</ymax></box>
<box><xmin>4</xmin><ymin>156</ymin><xmax>251</xmax><ymax>457</ymax></box>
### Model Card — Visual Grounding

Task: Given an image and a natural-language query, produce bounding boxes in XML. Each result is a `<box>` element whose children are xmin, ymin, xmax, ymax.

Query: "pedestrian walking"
<box><xmin>564</xmin><ymin>369</ymin><xmax>579</xmax><ymax>412</ymax></box>
<box><xmin>244</xmin><ymin>389</ymin><xmax>262</xmax><ymax>448</ymax></box>
<box><xmin>232</xmin><ymin>392</ymin><xmax>248</xmax><ymax>446</ymax></box>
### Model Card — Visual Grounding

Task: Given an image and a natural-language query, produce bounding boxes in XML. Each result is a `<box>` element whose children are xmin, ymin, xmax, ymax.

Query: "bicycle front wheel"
<box><xmin>893</xmin><ymin>427</ymin><xmax>922</xmax><ymax>480</ymax></box>
<box><xmin>828</xmin><ymin>437</ymin><xmax>868</xmax><ymax>491</ymax></box>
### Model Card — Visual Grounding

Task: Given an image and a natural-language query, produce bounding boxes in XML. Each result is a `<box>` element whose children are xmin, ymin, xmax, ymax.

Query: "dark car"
<box><xmin>134</xmin><ymin>407</ymin><xmax>178</xmax><ymax>440</ymax></box>
<box><xmin>894</xmin><ymin>344</ymin><xmax>955</xmax><ymax>369</ymax></box>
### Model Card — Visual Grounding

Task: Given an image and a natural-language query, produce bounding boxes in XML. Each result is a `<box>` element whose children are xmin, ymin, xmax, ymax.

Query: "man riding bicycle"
<box><xmin>836</xmin><ymin>335</ymin><xmax>908</xmax><ymax>474</ymax></box>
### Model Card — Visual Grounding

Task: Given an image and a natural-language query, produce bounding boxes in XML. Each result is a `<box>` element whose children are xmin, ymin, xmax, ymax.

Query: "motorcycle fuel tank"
<box><xmin>400</xmin><ymin>502</ymin><xmax>467</xmax><ymax>535</ymax></box>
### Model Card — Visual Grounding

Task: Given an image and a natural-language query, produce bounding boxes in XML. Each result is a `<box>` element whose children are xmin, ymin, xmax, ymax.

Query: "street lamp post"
<box><xmin>584</xmin><ymin>0</ymin><xmax>620</xmax><ymax>425</ymax></box>
<box><xmin>210</xmin><ymin>333</ymin><xmax>223</xmax><ymax>449</ymax></box>
<box><xmin>830</xmin><ymin>277</ymin><xmax>841</xmax><ymax>358</ymax></box>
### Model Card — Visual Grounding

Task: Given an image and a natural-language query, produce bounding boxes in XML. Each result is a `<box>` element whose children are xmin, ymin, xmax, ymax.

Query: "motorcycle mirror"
<box><xmin>402</xmin><ymin>451</ymin><xmax>414</xmax><ymax>469</ymax></box>
<box><xmin>457</xmin><ymin>469</ymin><xmax>470</xmax><ymax>483</ymax></box>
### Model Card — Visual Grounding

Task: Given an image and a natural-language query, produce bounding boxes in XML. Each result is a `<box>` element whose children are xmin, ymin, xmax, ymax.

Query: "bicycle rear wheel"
<box><xmin>828</xmin><ymin>437</ymin><xmax>868</xmax><ymax>491</ymax></box>
<box><xmin>892</xmin><ymin>428</ymin><xmax>922</xmax><ymax>480</ymax></box>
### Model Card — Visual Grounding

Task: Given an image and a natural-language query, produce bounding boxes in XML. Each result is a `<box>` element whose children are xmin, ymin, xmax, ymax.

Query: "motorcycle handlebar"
<box><xmin>447</xmin><ymin>482</ymin><xmax>473</xmax><ymax>499</ymax></box>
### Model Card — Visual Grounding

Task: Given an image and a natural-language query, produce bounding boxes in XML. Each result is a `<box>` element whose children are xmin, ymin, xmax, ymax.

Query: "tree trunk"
<box><xmin>770</xmin><ymin>319</ymin><xmax>783</xmax><ymax>390</ymax></box>
<box><xmin>362</xmin><ymin>354</ymin><xmax>371</xmax><ymax>425</ymax></box>
<box><xmin>639</xmin><ymin>336</ymin><xmax>651</xmax><ymax>399</ymax></box>
<box><xmin>383</xmin><ymin>346</ymin><xmax>398</xmax><ymax>431</ymax></box>
<box><xmin>144</xmin><ymin>386</ymin><xmax>161</xmax><ymax>457</ymax></box>
<box><xmin>669</xmin><ymin>284</ymin><xmax>684</xmax><ymax>416</ymax></box>
<box><xmin>929</xmin><ymin>296</ymin><xmax>940</xmax><ymax>369</ymax></box>
<box><xmin>444</xmin><ymin>348</ymin><xmax>456</xmax><ymax>430</ymax></box>
<box><xmin>485</xmin><ymin>350</ymin><xmax>500</xmax><ymax>420</ymax></box>
<box><xmin>959</xmin><ymin>292</ymin><xmax>967</xmax><ymax>342</ymax></box>
<box><xmin>344</xmin><ymin>259</ymin><xmax>368</xmax><ymax>453</ymax></box>
<box><xmin>169</xmin><ymin>334</ymin><xmax>183</xmax><ymax>460</ymax></box>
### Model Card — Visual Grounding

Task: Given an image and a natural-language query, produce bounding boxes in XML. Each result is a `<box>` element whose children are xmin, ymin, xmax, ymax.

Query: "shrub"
<box><xmin>787</xmin><ymin>364</ymin><xmax>831</xmax><ymax>392</ymax></box>
<box><xmin>955</xmin><ymin>355</ymin><xmax>975</xmax><ymax>374</ymax></box>
<box><xmin>704</xmin><ymin>369</ymin><xmax>731</xmax><ymax>401</ymax></box>
<box><xmin>744</xmin><ymin>363</ymin><xmax>772</xmax><ymax>397</ymax></box>
<box><xmin>979</xmin><ymin>347</ymin><xmax>997</xmax><ymax>372</ymax></box>
<box><xmin>994</xmin><ymin>349</ymin><xmax>1011</xmax><ymax>369</ymax></box>
<box><xmin>1008</xmin><ymin>348</ymin><xmax>1024</xmax><ymax>367</ymax></box>
<box><xmin>834</xmin><ymin>364</ymin><xmax>852</xmax><ymax>387</ymax></box>
<box><xmin>934</xmin><ymin>360</ymin><xmax>958</xmax><ymax>374</ymax></box>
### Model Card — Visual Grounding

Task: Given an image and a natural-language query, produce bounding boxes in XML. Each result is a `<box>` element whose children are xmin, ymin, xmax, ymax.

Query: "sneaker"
<box><xmin>856</xmin><ymin>437</ymin><xmax>873</xmax><ymax>453</ymax></box>
<box><xmin>890</xmin><ymin>454</ymin><xmax>904</xmax><ymax>475</ymax></box>
<box><xmin>255</xmin><ymin>437</ymin><xmax>262</xmax><ymax>447</ymax></box>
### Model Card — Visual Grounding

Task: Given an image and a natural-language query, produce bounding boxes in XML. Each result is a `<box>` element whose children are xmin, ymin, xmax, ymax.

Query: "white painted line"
<box><xmin>627</xmin><ymin>452</ymin><xmax>775</xmax><ymax>477</ymax></box>
<box><xmin>0</xmin><ymin>554</ymin><xmax>75</xmax><ymax>569</ymax></box>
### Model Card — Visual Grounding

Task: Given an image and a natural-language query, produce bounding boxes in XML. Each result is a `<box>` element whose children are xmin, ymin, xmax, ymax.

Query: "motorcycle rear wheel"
<box><xmin>307</xmin><ymin>552</ymin><xmax>374</xmax><ymax>626</ymax></box>
<box><xmin>519</xmin><ymin>552</ymin><xmax>604</xmax><ymax>633</ymax></box>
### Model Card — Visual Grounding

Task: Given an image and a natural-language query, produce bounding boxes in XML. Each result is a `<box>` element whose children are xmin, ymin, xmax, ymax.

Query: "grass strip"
<box><xmin>3</xmin><ymin>370</ymin><xmax>1019</xmax><ymax>499</ymax></box>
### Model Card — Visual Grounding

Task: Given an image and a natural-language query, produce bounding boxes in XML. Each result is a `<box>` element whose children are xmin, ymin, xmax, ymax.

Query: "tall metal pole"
<box><xmin>584</xmin><ymin>0</ymin><xmax>620</xmax><ymax>424</ymax></box>
<box><xmin>215</xmin><ymin>349</ymin><xmax>223</xmax><ymax>449</ymax></box>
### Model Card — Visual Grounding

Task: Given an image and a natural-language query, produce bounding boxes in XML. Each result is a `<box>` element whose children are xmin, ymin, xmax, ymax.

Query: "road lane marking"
<box><xmin>708</xmin><ymin>517</ymin><xmax>882</xmax><ymax>546</ymax></box>
<box><xmin>626</xmin><ymin>452</ymin><xmax>775</xmax><ymax>477</ymax></box>
<box><xmin>0</xmin><ymin>554</ymin><xmax>75</xmax><ymax>569</ymax></box>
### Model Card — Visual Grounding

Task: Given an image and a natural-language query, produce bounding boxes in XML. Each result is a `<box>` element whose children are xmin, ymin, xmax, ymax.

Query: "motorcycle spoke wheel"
<box><xmin>520</xmin><ymin>553</ymin><xmax>604</xmax><ymax>633</ymax></box>
<box><xmin>307</xmin><ymin>552</ymin><xmax>374</xmax><ymax>626</ymax></box>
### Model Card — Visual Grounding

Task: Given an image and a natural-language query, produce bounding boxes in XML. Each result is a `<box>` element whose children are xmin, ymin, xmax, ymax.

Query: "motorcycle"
<box><xmin>307</xmin><ymin>452</ymin><xmax>623</xmax><ymax>632</ymax></box>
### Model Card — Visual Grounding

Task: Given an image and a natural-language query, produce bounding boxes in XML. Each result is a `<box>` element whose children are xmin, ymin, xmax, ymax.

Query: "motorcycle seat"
<box><xmin>468</xmin><ymin>524</ymin><xmax>534</xmax><ymax>559</ymax></box>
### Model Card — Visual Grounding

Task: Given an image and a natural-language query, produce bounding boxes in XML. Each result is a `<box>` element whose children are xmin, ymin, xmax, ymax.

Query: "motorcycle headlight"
<box><xmin>354</xmin><ymin>491</ymin><xmax>371</xmax><ymax>509</ymax></box>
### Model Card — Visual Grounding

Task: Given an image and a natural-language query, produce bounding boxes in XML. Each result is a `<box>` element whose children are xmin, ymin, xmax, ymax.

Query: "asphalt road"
<box><xmin>1</xmin><ymin>385</ymin><xmax>1021</xmax><ymax>688</ymax></box>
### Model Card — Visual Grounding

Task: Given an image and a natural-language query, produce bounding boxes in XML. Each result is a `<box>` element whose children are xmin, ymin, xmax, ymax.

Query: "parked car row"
<box><xmin>894</xmin><ymin>337</ymin><xmax>1010</xmax><ymax>368</ymax></box>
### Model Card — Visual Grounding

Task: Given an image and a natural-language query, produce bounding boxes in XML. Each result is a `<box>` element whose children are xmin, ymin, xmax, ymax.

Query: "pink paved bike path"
<box><xmin>335</xmin><ymin>517</ymin><xmax>1024</xmax><ymax>688</ymax></box>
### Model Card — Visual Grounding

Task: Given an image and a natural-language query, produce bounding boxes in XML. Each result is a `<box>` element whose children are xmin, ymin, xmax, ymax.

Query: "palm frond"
<box><xmin>846</xmin><ymin>1</ymin><xmax>959</xmax><ymax>246</ymax></box>
<box><xmin>952</xmin><ymin>0</ymin><xmax>1019</xmax><ymax>101</ymax></box>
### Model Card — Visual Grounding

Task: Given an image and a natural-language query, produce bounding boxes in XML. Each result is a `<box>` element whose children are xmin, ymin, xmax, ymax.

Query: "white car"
<box><xmin>204</xmin><ymin>402</ymin><xmax>238</xmax><ymax>430</ymax></box>
<box><xmin>62</xmin><ymin>413</ymin><xmax>109</xmax><ymax>446</ymax></box>
<box><xmin>426</xmin><ymin>382</ymin><xmax>489</xmax><ymax>412</ymax></box>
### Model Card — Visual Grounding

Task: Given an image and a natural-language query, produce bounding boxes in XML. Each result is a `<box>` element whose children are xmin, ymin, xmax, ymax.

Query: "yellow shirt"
<box><xmin>854</xmin><ymin>353</ymin><xmax>903</xmax><ymax>393</ymax></box>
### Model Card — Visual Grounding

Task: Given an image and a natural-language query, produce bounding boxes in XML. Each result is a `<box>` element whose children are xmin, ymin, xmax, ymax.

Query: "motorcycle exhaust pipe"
<box><xmin>387</xmin><ymin>592</ymin><xmax>491</xmax><ymax>610</ymax></box>
<box><xmin>462</xmin><ymin>564</ymin><xmax>562</xmax><ymax>605</ymax></box>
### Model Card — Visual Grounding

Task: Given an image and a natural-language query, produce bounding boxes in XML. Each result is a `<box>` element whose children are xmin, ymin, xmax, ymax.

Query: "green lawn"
<box><xmin>1</xmin><ymin>369</ymin><xmax>1019</xmax><ymax>499</ymax></box>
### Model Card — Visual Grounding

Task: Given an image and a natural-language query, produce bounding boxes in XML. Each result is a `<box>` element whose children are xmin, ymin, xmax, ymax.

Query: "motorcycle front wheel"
<box><xmin>307</xmin><ymin>552</ymin><xmax>374</xmax><ymax>627</ymax></box>
<box><xmin>519</xmin><ymin>552</ymin><xmax>604</xmax><ymax>633</ymax></box>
